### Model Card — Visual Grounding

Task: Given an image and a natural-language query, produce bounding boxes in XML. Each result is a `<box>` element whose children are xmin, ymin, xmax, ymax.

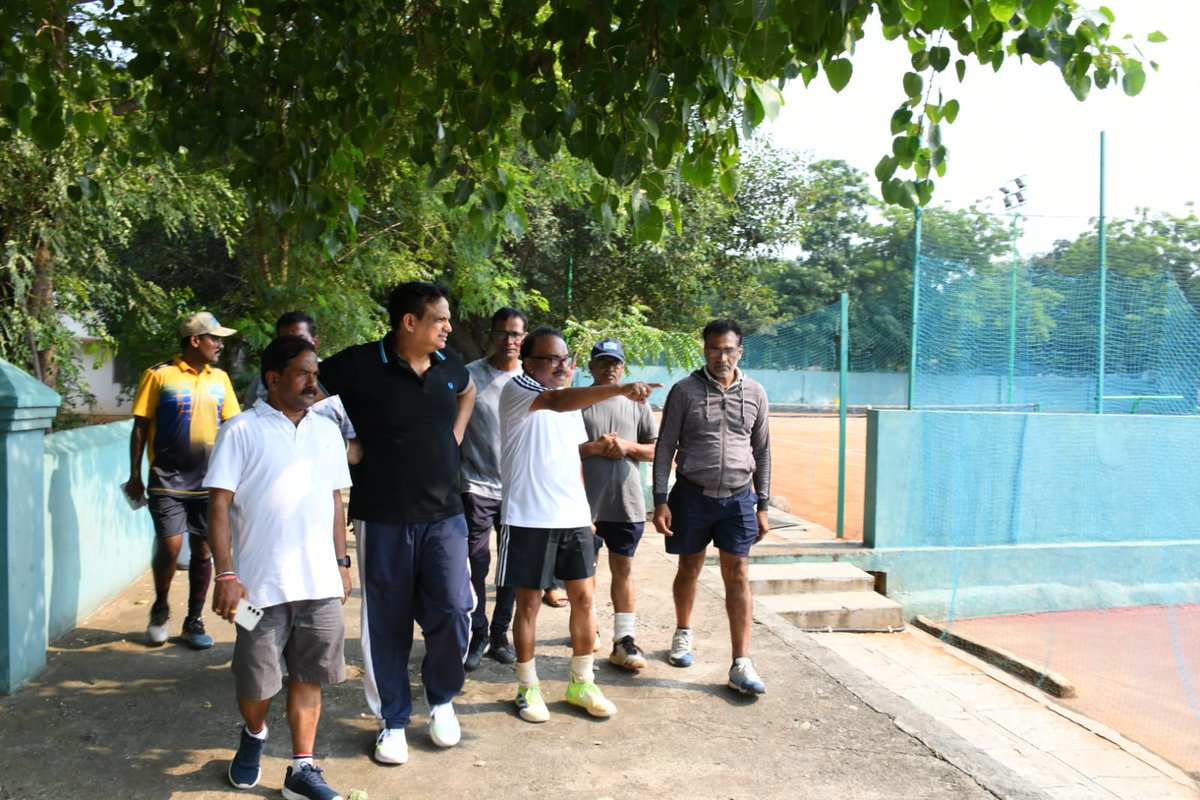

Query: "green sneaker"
<box><xmin>565</xmin><ymin>675</ymin><xmax>617</xmax><ymax>718</ymax></box>
<box><xmin>515</xmin><ymin>684</ymin><xmax>550</xmax><ymax>723</ymax></box>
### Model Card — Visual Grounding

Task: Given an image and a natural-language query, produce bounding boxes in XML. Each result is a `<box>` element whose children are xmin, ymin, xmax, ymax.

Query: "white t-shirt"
<box><xmin>499</xmin><ymin>374</ymin><xmax>592</xmax><ymax>528</ymax></box>
<box><xmin>205</xmin><ymin>399</ymin><xmax>353</xmax><ymax>608</ymax></box>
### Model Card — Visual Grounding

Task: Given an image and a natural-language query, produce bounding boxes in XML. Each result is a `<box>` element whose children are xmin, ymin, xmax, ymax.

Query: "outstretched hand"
<box><xmin>619</xmin><ymin>382</ymin><xmax>663</xmax><ymax>403</ymax></box>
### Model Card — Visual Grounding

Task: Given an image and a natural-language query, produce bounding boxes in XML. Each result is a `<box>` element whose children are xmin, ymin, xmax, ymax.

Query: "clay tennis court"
<box><xmin>767</xmin><ymin>412</ymin><xmax>867</xmax><ymax>539</ymax></box>
<box><xmin>765</xmin><ymin>413</ymin><xmax>1200</xmax><ymax>776</ymax></box>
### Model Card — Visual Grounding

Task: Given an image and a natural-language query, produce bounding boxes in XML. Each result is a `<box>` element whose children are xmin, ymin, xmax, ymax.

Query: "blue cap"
<box><xmin>590</xmin><ymin>338</ymin><xmax>625</xmax><ymax>363</ymax></box>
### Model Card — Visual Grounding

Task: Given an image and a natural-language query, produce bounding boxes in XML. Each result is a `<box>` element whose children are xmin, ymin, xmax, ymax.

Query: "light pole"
<box><xmin>999</xmin><ymin>176</ymin><xmax>1027</xmax><ymax>407</ymax></box>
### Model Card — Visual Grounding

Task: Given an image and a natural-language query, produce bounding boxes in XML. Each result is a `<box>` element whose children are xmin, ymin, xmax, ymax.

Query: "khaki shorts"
<box><xmin>232</xmin><ymin>598</ymin><xmax>346</xmax><ymax>701</ymax></box>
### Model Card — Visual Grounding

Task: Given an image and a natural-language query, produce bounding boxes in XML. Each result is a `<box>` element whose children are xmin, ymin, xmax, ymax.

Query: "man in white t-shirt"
<box><xmin>206</xmin><ymin>335</ymin><xmax>353</xmax><ymax>800</ymax></box>
<box><xmin>496</xmin><ymin>326</ymin><xmax>659</xmax><ymax>724</ymax></box>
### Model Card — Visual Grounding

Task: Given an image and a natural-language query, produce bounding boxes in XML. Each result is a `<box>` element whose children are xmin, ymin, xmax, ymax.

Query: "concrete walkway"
<box><xmin>0</xmin><ymin>525</ymin><xmax>1195</xmax><ymax>799</ymax></box>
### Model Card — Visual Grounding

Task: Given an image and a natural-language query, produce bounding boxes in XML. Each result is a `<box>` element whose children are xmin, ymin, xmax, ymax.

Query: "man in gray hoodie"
<box><xmin>652</xmin><ymin>318</ymin><xmax>771</xmax><ymax>695</ymax></box>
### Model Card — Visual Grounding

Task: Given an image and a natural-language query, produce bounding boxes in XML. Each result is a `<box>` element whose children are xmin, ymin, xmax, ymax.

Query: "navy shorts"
<box><xmin>148</xmin><ymin>492</ymin><xmax>208</xmax><ymax>540</ymax></box>
<box><xmin>497</xmin><ymin>525</ymin><xmax>596</xmax><ymax>589</ymax></box>
<box><xmin>663</xmin><ymin>482</ymin><xmax>758</xmax><ymax>557</ymax></box>
<box><xmin>593</xmin><ymin>521</ymin><xmax>644</xmax><ymax>558</ymax></box>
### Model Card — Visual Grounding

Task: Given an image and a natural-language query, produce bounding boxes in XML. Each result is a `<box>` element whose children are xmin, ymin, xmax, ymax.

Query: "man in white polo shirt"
<box><xmin>206</xmin><ymin>335</ymin><xmax>353</xmax><ymax>800</ymax></box>
<box><xmin>497</xmin><ymin>326</ymin><xmax>658</xmax><ymax>724</ymax></box>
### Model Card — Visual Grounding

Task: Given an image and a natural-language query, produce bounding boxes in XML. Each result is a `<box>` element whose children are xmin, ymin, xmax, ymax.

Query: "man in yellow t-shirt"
<box><xmin>124</xmin><ymin>311</ymin><xmax>240</xmax><ymax>649</ymax></box>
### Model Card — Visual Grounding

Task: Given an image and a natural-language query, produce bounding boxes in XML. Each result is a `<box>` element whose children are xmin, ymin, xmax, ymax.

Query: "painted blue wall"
<box><xmin>861</xmin><ymin>410</ymin><xmax>1200</xmax><ymax>618</ymax></box>
<box><xmin>43</xmin><ymin>421</ymin><xmax>153</xmax><ymax>642</ymax></box>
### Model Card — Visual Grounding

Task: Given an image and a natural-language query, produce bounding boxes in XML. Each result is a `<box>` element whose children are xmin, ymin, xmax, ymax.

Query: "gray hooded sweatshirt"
<box><xmin>653</xmin><ymin>367</ymin><xmax>771</xmax><ymax>511</ymax></box>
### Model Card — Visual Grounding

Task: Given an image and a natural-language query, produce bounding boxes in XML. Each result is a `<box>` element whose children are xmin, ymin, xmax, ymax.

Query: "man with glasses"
<box><xmin>124</xmin><ymin>311</ymin><xmax>241</xmax><ymax>650</ymax></box>
<box><xmin>579</xmin><ymin>338</ymin><xmax>658</xmax><ymax>670</ymax></box>
<box><xmin>459</xmin><ymin>307</ymin><xmax>527</xmax><ymax>669</ymax></box>
<box><xmin>497</xmin><ymin>326</ymin><xmax>659</xmax><ymax>723</ymax></box>
<box><xmin>652</xmin><ymin>318</ymin><xmax>772</xmax><ymax>696</ymax></box>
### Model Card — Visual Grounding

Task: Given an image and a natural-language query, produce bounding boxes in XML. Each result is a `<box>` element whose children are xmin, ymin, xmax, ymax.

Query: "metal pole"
<box><xmin>1096</xmin><ymin>132</ymin><xmax>1108</xmax><ymax>414</ymax></box>
<box><xmin>1007</xmin><ymin>212</ymin><xmax>1019</xmax><ymax>406</ymax></box>
<box><xmin>907</xmin><ymin>206</ymin><xmax>923</xmax><ymax>410</ymax></box>
<box><xmin>837</xmin><ymin>292</ymin><xmax>848</xmax><ymax>539</ymax></box>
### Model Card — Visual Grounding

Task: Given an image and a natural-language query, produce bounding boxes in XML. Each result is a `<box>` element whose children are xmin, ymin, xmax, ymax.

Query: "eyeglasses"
<box><xmin>492</xmin><ymin>331</ymin><xmax>525</xmax><ymax>340</ymax></box>
<box><xmin>527</xmin><ymin>355</ymin><xmax>574</xmax><ymax>368</ymax></box>
<box><xmin>705</xmin><ymin>347</ymin><xmax>741</xmax><ymax>358</ymax></box>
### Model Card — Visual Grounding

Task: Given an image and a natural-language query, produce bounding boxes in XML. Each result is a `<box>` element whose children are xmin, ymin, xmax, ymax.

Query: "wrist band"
<box><xmin>215</xmin><ymin>573</ymin><xmax>238</xmax><ymax>582</ymax></box>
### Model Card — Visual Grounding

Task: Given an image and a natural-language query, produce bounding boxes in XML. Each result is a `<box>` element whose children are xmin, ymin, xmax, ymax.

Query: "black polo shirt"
<box><xmin>319</xmin><ymin>334</ymin><xmax>471</xmax><ymax>523</ymax></box>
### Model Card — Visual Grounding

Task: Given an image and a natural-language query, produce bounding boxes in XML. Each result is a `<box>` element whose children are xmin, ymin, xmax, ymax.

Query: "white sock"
<box><xmin>571</xmin><ymin>654</ymin><xmax>595</xmax><ymax>682</ymax></box>
<box><xmin>430</xmin><ymin>701</ymin><xmax>453</xmax><ymax>718</ymax></box>
<box><xmin>292</xmin><ymin>756</ymin><xmax>314</xmax><ymax>771</ymax></box>
<box><xmin>613</xmin><ymin>612</ymin><xmax>636</xmax><ymax>641</ymax></box>
<box><xmin>246</xmin><ymin>723</ymin><xmax>268</xmax><ymax>740</ymax></box>
<box><xmin>515</xmin><ymin>658</ymin><xmax>538</xmax><ymax>686</ymax></box>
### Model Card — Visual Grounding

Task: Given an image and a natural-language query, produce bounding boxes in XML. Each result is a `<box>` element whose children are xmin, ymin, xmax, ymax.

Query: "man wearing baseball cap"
<box><xmin>579</xmin><ymin>338</ymin><xmax>658</xmax><ymax>670</ymax></box>
<box><xmin>124</xmin><ymin>311</ymin><xmax>241</xmax><ymax>649</ymax></box>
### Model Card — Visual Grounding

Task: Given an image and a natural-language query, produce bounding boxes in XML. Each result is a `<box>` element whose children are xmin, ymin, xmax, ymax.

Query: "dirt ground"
<box><xmin>0</xmin><ymin>539</ymin><xmax>1000</xmax><ymax>800</ymax></box>
<box><xmin>767</xmin><ymin>414</ymin><xmax>867</xmax><ymax>539</ymax></box>
<box><xmin>946</xmin><ymin>605</ymin><xmax>1200</xmax><ymax>776</ymax></box>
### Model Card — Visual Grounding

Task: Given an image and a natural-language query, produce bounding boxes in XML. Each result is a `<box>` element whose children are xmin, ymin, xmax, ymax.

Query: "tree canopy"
<box><xmin>4</xmin><ymin>1</ymin><xmax>1154</xmax><ymax>252</ymax></box>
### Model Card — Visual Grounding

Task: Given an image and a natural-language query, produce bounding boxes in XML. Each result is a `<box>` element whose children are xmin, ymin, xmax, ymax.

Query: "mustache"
<box><xmin>300</xmin><ymin>386</ymin><xmax>319</xmax><ymax>396</ymax></box>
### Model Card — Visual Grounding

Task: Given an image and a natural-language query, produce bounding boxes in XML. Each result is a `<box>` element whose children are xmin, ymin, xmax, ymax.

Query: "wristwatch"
<box><xmin>336</xmin><ymin>556</ymin><xmax>351</xmax><ymax>568</ymax></box>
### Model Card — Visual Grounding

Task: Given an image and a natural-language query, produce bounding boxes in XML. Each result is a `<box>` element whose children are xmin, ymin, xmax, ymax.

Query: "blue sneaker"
<box><xmin>668</xmin><ymin>627</ymin><xmax>693</xmax><ymax>667</ymax></box>
<box><xmin>181</xmin><ymin>617</ymin><xmax>214</xmax><ymax>650</ymax></box>
<box><xmin>228</xmin><ymin>726</ymin><xmax>266</xmax><ymax>789</ymax></box>
<box><xmin>282</xmin><ymin>763</ymin><xmax>342</xmax><ymax>800</ymax></box>
<box><xmin>728</xmin><ymin>657</ymin><xmax>767</xmax><ymax>695</ymax></box>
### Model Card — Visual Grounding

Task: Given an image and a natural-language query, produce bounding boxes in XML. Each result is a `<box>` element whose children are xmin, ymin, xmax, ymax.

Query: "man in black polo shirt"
<box><xmin>318</xmin><ymin>282</ymin><xmax>477</xmax><ymax>766</ymax></box>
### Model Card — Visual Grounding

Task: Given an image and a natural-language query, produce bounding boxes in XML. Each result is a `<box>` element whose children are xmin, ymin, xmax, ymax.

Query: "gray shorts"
<box><xmin>496</xmin><ymin>525</ymin><xmax>596</xmax><ymax>590</ymax></box>
<box><xmin>148</xmin><ymin>492</ymin><xmax>208</xmax><ymax>540</ymax></box>
<box><xmin>232</xmin><ymin>598</ymin><xmax>346</xmax><ymax>701</ymax></box>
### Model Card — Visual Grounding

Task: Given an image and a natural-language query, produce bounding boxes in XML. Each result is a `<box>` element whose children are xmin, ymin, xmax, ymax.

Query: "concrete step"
<box><xmin>748</xmin><ymin>562</ymin><xmax>874</xmax><ymax>595</ymax></box>
<box><xmin>756</xmin><ymin>591</ymin><xmax>905</xmax><ymax>632</ymax></box>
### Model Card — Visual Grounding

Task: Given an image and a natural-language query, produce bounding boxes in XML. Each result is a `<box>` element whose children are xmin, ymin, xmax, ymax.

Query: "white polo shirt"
<box><xmin>205</xmin><ymin>399</ymin><xmax>353</xmax><ymax>608</ymax></box>
<box><xmin>499</xmin><ymin>374</ymin><xmax>592</xmax><ymax>529</ymax></box>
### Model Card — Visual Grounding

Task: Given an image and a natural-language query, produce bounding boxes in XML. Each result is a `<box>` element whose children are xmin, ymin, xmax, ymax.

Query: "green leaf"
<box><xmin>1025</xmin><ymin>0</ymin><xmax>1056</xmax><ymax>29</ymax></box>
<box><xmin>902</xmin><ymin>71</ymin><xmax>923</xmax><ymax>99</ymax></box>
<box><xmin>890</xmin><ymin>107</ymin><xmax>913</xmax><ymax>135</ymax></box>
<box><xmin>922</xmin><ymin>0</ymin><xmax>948</xmax><ymax>29</ymax></box>
<box><xmin>1147</xmin><ymin>31</ymin><xmax>1167</xmax><ymax>43</ymax></box>
<box><xmin>1121</xmin><ymin>64</ymin><xmax>1146</xmax><ymax>96</ymax></box>
<box><xmin>1067</xmin><ymin>69</ymin><xmax>1091</xmax><ymax>101</ymax></box>
<box><xmin>942</xmin><ymin>98</ymin><xmax>960</xmax><ymax>123</ymax></box>
<box><xmin>633</xmin><ymin>204</ymin><xmax>664</xmax><ymax>243</ymax></box>
<box><xmin>910</xmin><ymin>50</ymin><xmax>930</xmax><ymax>71</ymax></box>
<box><xmin>30</xmin><ymin>110</ymin><xmax>66</xmax><ymax>150</ymax></box>
<box><xmin>825</xmin><ymin>59</ymin><xmax>853</xmax><ymax>92</ymax></box>
<box><xmin>929</xmin><ymin>47</ymin><xmax>950</xmax><ymax>72</ymax></box>
<box><xmin>875</xmin><ymin>155</ymin><xmax>897</xmax><ymax>181</ymax></box>
<box><xmin>593</xmin><ymin>134</ymin><xmax>620</xmax><ymax>178</ymax></box>
<box><xmin>750</xmin><ymin>80</ymin><xmax>783</xmax><ymax>122</ymax></box>
<box><xmin>988</xmin><ymin>0</ymin><xmax>1018</xmax><ymax>22</ymax></box>
<box><xmin>718</xmin><ymin>167</ymin><xmax>740</xmax><ymax>199</ymax></box>
<box><xmin>955</xmin><ymin>59</ymin><xmax>966</xmax><ymax>82</ymax></box>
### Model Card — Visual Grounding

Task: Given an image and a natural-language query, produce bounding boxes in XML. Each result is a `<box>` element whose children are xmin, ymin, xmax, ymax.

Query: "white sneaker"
<box><xmin>429</xmin><ymin>702</ymin><xmax>461</xmax><ymax>748</ymax></box>
<box><xmin>728</xmin><ymin>657</ymin><xmax>767</xmax><ymax>695</ymax></box>
<box><xmin>515</xmin><ymin>684</ymin><xmax>550</xmax><ymax>723</ymax></box>
<box><xmin>668</xmin><ymin>627</ymin><xmax>693</xmax><ymax>667</ymax></box>
<box><xmin>146</xmin><ymin>604</ymin><xmax>170</xmax><ymax>645</ymax></box>
<box><xmin>374</xmin><ymin>727</ymin><xmax>408</xmax><ymax>764</ymax></box>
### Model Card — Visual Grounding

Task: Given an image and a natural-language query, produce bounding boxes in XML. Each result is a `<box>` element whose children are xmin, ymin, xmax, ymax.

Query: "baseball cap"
<box><xmin>179</xmin><ymin>311</ymin><xmax>237</xmax><ymax>338</ymax></box>
<box><xmin>590</xmin><ymin>338</ymin><xmax>625</xmax><ymax>363</ymax></box>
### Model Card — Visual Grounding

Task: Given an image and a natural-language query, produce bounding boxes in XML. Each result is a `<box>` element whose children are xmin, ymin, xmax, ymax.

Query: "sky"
<box><xmin>763</xmin><ymin>2</ymin><xmax>1199</xmax><ymax>254</ymax></box>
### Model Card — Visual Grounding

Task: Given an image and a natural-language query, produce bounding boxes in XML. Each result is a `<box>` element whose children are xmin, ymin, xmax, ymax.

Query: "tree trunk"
<box><xmin>29</xmin><ymin>241</ymin><xmax>58</xmax><ymax>389</ymax></box>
